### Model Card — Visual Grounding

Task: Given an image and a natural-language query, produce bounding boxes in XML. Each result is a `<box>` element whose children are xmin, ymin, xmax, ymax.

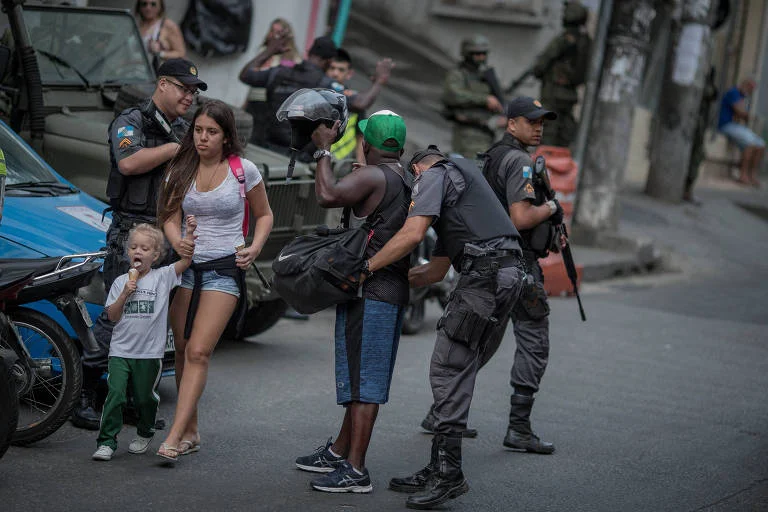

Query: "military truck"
<box><xmin>0</xmin><ymin>1</ymin><xmax>329</xmax><ymax>337</ymax></box>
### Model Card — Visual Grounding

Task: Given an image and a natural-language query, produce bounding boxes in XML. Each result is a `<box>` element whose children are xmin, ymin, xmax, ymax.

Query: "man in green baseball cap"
<box><xmin>294</xmin><ymin>110</ymin><xmax>411</xmax><ymax>493</ymax></box>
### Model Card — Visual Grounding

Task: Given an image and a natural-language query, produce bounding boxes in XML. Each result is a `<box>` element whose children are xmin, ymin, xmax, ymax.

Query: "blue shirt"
<box><xmin>718</xmin><ymin>87</ymin><xmax>744</xmax><ymax>129</ymax></box>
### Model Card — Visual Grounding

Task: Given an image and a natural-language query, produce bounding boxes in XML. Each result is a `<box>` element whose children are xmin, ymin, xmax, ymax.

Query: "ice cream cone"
<box><xmin>128</xmin><ymin>268</ymin><xmax>139</xmax><ymax>282</ymax></box>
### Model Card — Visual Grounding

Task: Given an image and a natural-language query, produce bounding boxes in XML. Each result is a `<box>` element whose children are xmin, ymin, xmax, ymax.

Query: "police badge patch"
<box><xmin>522</xmin><ymin>166</ymin><xmax>532</xmax><ymax>179</ymax></box>
<box><xmin>117</xmin><ymin>126</ymin><xmax>135</xmax><ymax>137</ymax></box>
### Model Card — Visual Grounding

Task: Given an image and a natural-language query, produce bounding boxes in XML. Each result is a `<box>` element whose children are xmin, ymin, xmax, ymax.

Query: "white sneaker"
<box><xmin>92</xmin><ymin>445</ymin><xmax>114</xmax><ymax>461</ymax></box>
<box><xmin>128</xmin><ymin>435</ymin><xmax>153</xmax><ymax>454</ymax></box>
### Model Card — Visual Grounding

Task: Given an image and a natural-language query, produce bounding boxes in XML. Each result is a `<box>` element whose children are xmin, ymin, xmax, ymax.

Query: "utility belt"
<box><xmin>461</xmin><ymin>250</ymin><xmax>521</xmax><ymax>274</ymax></box>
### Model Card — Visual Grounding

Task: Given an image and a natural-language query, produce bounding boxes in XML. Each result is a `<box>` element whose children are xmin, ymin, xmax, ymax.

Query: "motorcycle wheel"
<box><xmin>4</xmin><ymin>308</ymin><xmax>82</xmax><ymax>446</ymax></box>
<box><xmin>401</xmin><ymin>298</ymin><xmax>426</xmax><ymax>335</ymax></box>
<box><xmin>0</xmin><ymin>352</ymin><xmax>19</xmax><ymax>459</ymax></box>
<box><xmin>232</xmin><ymin>299</ymin><xmax>289</xmax><ymax>340</ymax></box>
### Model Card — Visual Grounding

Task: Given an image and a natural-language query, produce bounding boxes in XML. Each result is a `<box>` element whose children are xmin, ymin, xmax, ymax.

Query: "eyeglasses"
<box><xmin>164</xmin><ymin>78</ymin><xmax>199</xmax><ymax>97</ymax></box>
<box><xmin>140</xmin><ymin>1</ymin><xmax>158</xmax><ymax>7</ymax></box>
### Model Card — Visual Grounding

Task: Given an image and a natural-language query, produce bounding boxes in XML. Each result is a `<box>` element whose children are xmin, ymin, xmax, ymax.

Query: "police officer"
<box><xmin>532</xmin><ymin>1</ymin><xmax>591</xmax><ymax>148</ymax></box>
<box><xmin>239</xmin><ymin>36</ymin><xmax>393</xmax><ymax>158</ymax></box>
<box><xmin>365</xmin><ymin>146</ymin><xmax>525</xmax><ymax>509</ymax></box>
<box><xmin>71</xmin><ymin>59</ymin><xmax>206</xmax><ymax>429</ymax></box>
<box><xmin>483</xmin><ymin>96</ymin><xmax>562</xmax><ymax>454</ymax></box>
<box><xmin>442</xmin><ymin>35</ymin><xmax>506</xmax><ymax>159</ymax></box>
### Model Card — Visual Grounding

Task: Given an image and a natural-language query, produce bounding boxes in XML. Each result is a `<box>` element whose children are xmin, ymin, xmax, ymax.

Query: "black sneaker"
<box><xmin>311</xmin><ymin>461</ymin><xmax>373</xmax><ymax>493</ymax></box>
<box><xmin>295</xmin><ymin>438</ymin><xmax>344</xmax><ymax>473</ymax></box>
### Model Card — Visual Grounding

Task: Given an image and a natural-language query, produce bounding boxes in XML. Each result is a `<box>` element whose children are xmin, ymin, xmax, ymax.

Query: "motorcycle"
<box><xmin>402</xmin><ymin>228</ymin><xmax>457</xmax><ymax>335</ymax></box>
<box><xmin>0</xmin><ymin>252</ymin><xmax>104</xmax><ymax>445</ymax></box>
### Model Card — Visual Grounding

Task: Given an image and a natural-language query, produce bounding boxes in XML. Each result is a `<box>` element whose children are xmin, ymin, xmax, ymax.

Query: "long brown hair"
<box><xmin>135</xmin><ymin>0</ymin><xmax>165</xmax><ymax>20</ymax></box>
<box><xmin>157</xmin><ymin>100</ymin><xmax>244</xmax><ymax>228</ymax></box>
<box><xmin>261</xmin><ymin>18</ymin><xmax>300</xmax><ymax>62</ymax></box>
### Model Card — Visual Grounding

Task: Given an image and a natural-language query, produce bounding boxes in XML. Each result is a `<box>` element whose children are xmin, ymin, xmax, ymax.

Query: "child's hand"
<box><xmin>185</xmin><ymin>215</ymin><xmax>197</xmax><ymax>239</ymax></box>
<box><xmin>122</xmin><ymin>279</ymin><xmax>137</xmax><ymax>297</ymax></box>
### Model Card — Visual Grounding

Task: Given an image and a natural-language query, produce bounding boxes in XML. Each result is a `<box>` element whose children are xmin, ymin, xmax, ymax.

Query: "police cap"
<box><xmin>506</xmin><ymin>97</ymin><xmax>557</xmax><ymax>121</ymax></box>
<box><xmin>157</xmin><ymin>58</ymin><xmax>208</xmax><ymax>91</ymax></box>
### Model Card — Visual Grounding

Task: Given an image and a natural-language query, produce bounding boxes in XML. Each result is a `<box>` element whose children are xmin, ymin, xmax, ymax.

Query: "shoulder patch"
<box><xmin>117</xmin><ymin>125</ymin><xmax>135</xmax><ymax>137</ymax></box>
<box><xmin>525</xmin><ymin>183</ymin><xmax>535</xmax><ymax>195</ymax></box>
<box><xmin>119</xmin><ymin>138</ymin><xmax>133</xmax><ymax>149</ymax></box>
<box><xmin>522</xmin><ymin>166</ymin><xmax>532</xmax><ymax>179</ymax></box>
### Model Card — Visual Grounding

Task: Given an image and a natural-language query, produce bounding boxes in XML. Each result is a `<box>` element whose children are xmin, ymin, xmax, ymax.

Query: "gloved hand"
<box><xmin>549</xmin><ymin>199</ymin><xmax>564</xmax><ymax>225</ymax></box>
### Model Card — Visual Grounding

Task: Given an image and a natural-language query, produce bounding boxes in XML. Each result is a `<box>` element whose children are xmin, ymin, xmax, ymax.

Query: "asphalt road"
<box><xmin>1</xmin><ymin>264</ymin><xmax>767</xmax><ymax>512</ymax></box>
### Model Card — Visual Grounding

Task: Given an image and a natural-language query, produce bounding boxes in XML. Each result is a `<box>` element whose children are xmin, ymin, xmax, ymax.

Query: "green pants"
<box><xmin>96</xmin><ymin>357</ymin><xmax>161</xmax><ymax>449</ymax></box>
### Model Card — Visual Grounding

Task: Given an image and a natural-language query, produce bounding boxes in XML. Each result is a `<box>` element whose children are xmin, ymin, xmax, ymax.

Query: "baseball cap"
<box><xmin>308</xmin><ymin>36</ymin><xmax>337</xmax><ymax>60</ymax></box>
<box><xmin>358</xmin><ymin>110</ymin><xmax>407</xmax><ymax>152</ymax></box>
<box><xmin>157</xmin><ymin>58</ymin><xmax>208</xmax><ymax>91</ymax></box>
<box><xmin>506</xmin><ymin>96</ymin><xmax>557</xmax><ymax>120</ymax></box>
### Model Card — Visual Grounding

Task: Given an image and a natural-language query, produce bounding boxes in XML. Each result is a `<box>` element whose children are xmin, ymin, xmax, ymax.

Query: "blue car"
<box><xmin>0</xmin><ymin>119</ymin><xmax>174</xmax><ymax>376</ymax></box>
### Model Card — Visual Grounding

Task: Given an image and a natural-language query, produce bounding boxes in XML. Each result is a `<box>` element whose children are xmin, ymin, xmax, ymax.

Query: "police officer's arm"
<box><xmin>368</xmin><ymin>215</ymin><xmax>431</xmax><ymax>273</ymax></box>
<box><xmin>504</xmin><ymin>155</ymin><xmax>555</xmax><ymax>230</ymax></box>
<box><xmin>409</xmin><ymin>255</ymin><xmax>451</xmax><ymax>288</ymax></box>
<box><xmin>312</xmin><ymin>122</ymin><xmax>386</xmax><ymax>207</ymax></box>
<box><xmin>442</xmin><ymin>69</ymin><xmax>498</xmax><ymax>111</ymax></box>
<box><xmin>346</xmin><ymin>59</ymin><xmax>394</xmax><ymax>112</ymax></box>
<box><xmin>111</xmin><ymin>114</ymin><xmax>179</xmax><ymax>176</ymax></box>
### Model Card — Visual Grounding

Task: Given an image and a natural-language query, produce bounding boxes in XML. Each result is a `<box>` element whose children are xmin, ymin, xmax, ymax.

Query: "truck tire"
<box><xmin>0</xmin><ymin>352</ymin><xmax>18</xmax><ymax>460</ymax></box>
<box><xmin>114</xmin><ymin>85</ymin><xmax>254</xmax><ymax>145</ymax></box>
<box><xmin>6</xmin><ymin>308</ymin><xmax>81</xmax><ymax>446</ymax></box>
<box><xmin>236</xmin><ymin>299</ymin><xmax>288</xmax><ymax>339</ymax></box>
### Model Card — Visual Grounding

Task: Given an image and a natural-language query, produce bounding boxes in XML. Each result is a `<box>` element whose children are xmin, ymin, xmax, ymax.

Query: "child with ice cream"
<box><xmin>92</xmin><ymin>218</ymin><xmax>196</xmax><ymax>461</ymax></box>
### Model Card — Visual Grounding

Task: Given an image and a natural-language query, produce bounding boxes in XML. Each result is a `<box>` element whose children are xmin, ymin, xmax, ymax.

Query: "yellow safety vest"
<box><xmin>331</xmin><ymin>112</ymin><xmax>359</xmax><ymax>160</ymax></box>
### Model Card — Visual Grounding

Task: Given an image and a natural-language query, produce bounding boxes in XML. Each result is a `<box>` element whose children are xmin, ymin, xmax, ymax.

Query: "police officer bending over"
<box><xmin>483</xmin><ymin>96</ymin><xmax>562</xmax><ymax>454</ymax></box>
<box><xmin>238</xmin><ymin>36</ymin><xmax>392</xmax><ymax>158</ymax></box>
<box><xmin>365</xmin><ymin>146</ymin><xmax>525</xmax><ymax>510</ymax></box>
<box><xmin>72</xmin><ymin>59</ymin><xmax>206</xmax><ymax>429</ymax></box>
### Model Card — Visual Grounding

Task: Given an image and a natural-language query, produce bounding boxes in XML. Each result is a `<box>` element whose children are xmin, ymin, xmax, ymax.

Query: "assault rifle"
<box><xmin>533</xmin><ymin>155</ymin><xmax>586</xmax><ymax>321</ymax></box>
<box><xmin>482</xmin><ymin>67</ymin><xmax>506</xmax><ymax>105</ymax></box>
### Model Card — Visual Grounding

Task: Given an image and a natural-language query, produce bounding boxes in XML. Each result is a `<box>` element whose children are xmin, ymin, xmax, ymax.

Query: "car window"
<box><xmin>21</xmin><ymin>7</ymin><xmax>153</xmax><ymax>86</ymax></box>
<box><xmin>0</xmin><ymin>122</ymin><xmax>57</xmax><ymax>185</ymax></box>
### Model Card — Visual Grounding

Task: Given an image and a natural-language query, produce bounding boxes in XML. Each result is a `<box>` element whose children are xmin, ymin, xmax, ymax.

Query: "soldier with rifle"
<box><xmin>529</xmin><ymin>1</ymin><xmax>591</xmax><ymax>148</ymax></box>
<box><xmin>442</xmin><ymin>35</ymin><xmax>506</xmax><ymax>159</ymax></box>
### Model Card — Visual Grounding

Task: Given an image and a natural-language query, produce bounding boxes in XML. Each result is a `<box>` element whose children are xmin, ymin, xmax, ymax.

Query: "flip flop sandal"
<box><xmin>179</xmin><ymin>437</ymin><xmax>201</xmax><ymax>455</ymax></box>
<box><xmin>156</xmin><ymin>443</ymin><xmax>179</xmax><ymax>464</ymax></box>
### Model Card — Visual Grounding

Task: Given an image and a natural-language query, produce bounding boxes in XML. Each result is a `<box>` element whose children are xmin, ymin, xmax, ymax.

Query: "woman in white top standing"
<box><xmin>135</xmin><ymin>0</ymin><xmax>186</xmax><ymax>69</ymax></box>
<box><xmin>155</xmin><ymin>100</ymin><xmax>273</xmax><ymax>462</ymax></box>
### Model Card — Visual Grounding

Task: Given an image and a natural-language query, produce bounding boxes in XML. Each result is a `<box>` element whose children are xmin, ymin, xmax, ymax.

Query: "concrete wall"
<box><xmin>88</xmin><ymin>0</ymin><xmax>329</xmax><ymax>106</ymax></box>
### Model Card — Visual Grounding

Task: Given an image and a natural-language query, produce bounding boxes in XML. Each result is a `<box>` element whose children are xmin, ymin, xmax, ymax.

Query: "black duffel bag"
<box><xmin>272</xmin><ymin>209</ymin><xmax>378</xmax><ymax>314</ymax></box>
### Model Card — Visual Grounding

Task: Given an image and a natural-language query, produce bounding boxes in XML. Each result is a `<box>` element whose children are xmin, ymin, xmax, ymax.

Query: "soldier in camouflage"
<box><xmin>532</xmin><ymin>1</ymin><xmax>592</xmax><ymax>148</ymax></box>
<box><xmin>442</xmin><ymin>35</ymin><xmax>506</xmax><ymax>159</ymax></box>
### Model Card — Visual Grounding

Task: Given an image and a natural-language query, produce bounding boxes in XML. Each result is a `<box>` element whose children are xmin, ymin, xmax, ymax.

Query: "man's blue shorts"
<box><xmin>334</xmin><ymin>298</ymin><xmax>404</xmax><ymax>405</ymax></box>
<box><xmin>720</xmin><ymin>122</ymin><xmax>766</xmax><ymax>149</ymax></box>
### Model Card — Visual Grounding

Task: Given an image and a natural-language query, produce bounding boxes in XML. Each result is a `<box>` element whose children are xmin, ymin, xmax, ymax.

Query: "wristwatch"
<box><xmin>361</xmin><ymin>259</ymin><xmax>373</xmax><ymax>278</ymax></box>
<box><xmin>313</xmin><ymin>149</ymin><xmax>332</xmax><ymax>161</ymax></box>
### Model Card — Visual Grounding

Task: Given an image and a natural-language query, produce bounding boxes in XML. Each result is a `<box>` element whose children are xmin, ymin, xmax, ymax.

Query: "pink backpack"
<box><xmin>227</xmin><ymin>155</ymin><xmax>249</xmax><ymax>237</ymax></box>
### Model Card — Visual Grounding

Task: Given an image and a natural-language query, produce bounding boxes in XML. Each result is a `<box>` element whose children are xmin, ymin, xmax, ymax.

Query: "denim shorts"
<box><xmin>180</xmin><ymin>268</ymin><xmax>240</xmax><ymax>298</ymax></box>
<box><xmin>720</xmin><ymin>122</ymin><xmax>766</xmax><ymax>149</ymax></box>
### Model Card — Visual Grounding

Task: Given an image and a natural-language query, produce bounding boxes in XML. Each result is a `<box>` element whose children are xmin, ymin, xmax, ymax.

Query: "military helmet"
<box><xmin>460</xmin><ymin>35</ymin><xmax>490</xmax><ymax>57</ymax></box>
<box><xmin>563</xmin><ymin>1</ymin><xmax>588</xmax><ymax>26</ymax></box>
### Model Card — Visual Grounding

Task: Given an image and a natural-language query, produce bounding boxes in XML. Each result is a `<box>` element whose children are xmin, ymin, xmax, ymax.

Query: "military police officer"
<box><xmin>365</xmin><ymin>146</ymin><xmax>525</xmax><ymax>509</ymax></box>
<box><xmin>239</xmin><ymin>36</ymin><xmax>393</xmax><ymax>158</ymax></box>
<box><xmin>442</xmin><ymin>35</ymin><xmax>506</xmax><ymax>158</ymax></box>
<box><xmin>71</xmin><ymin>58</ymin><xmax>206</xmax><ymax>429</ymax></box>
<box><xmin>483</xmin><ymin>97</ymin><xmax>562</xmax><ymax>454</ymax></box>
<box><xmin>532</xmin><ymin>1</ymin><xmax>591</xmax><ymax>148</ymax></box>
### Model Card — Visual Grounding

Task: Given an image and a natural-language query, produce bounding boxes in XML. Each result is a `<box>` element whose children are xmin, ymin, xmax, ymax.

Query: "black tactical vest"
<box><xmin>433</xmin><ymin>158</ymin><xmax>520</xmax><ymax>264</ymax></box>
<box><xmin>266</xmin><ymin>62</ymin><xmax>329</xmax><ymax>148</ymax></box>
<box><xmin>106</xmin><ymin>100</ymin><xmax>188</xmax><ymax>217</ymax></box>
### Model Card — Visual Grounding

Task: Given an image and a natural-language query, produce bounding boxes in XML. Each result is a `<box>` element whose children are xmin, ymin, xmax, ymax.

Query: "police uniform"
<box><xmin>72</xmin><ymin>58</ymin><xmax>203</xmax><ymax>430</ymax></box>
<box><xmin>483</xmin><ymin>101</ymin><xmax>559</xmax><ymax>454</ymax></box>
<box><xmin>389</xmin><ymin>149</ymin><xmax>525</xmax><ymax>508</ymax></box>
<box><xmin>532</xmin><ymin>1</ymin><xmax>592</xmax><ymax>148</ymax></box>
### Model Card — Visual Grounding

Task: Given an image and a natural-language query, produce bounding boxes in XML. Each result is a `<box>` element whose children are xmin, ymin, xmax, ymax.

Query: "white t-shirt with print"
<box><xmin>106</xmin><ymin>265</ymin><xmax>181</xmax><ymax>359</ymax></box>
<box><xmin>181</xmin><ymin>157</ymin><xmax>262</xmax><ymax>262</ymax></box>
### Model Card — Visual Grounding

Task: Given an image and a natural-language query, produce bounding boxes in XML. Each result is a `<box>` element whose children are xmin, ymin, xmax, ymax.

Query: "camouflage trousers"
<box><xmin>541</xmin><ymin>100</ymin><xmax>577</xmax><ymax>148</ymax></box>
<box><xmin>452</xmin><ymin>124</ymin><xmax>494</xmax><ymax>159</ymax></box>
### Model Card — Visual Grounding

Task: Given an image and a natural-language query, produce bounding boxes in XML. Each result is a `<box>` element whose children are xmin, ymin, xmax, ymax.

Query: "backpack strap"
<box><xmin>227</xmin><ymin>155</ymin><xmax>250</xmax><ymax>237</ymax></box>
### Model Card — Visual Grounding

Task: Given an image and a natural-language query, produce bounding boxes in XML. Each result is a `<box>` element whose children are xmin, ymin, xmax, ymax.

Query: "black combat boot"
<box><xmin>71</xmin><ymin>366</ymin><xmax>102</xmax><ymax>430</ymax></box>
<box><xmin>405</xmin><ymin>434</ymin><xmax>469</xmax><ymax>510</ymax></box>
<box><xmin>420</xmin><ymin>405</ymin><xmax>478</xmax><ymax>438</ymax></box>
<box><xmin>389</xmin><ymin>435</ymin><xmax>438</xmax><ymax>493</ymax></box>
<box><xmin>503</xmin><ymin>394</ymin><xmax>554</xmax><ymax>454</ymax></box>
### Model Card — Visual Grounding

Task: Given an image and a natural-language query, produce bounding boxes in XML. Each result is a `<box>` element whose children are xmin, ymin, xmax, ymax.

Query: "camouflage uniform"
<box><xmin>532</xmin><ymin>2</ymin><xmax>592</xmax><ymax>148</ymax></box>
<box><xmin>442</xmin><ymin>36</ymin><xmax>501</xmax><ymax>159</ymax></box>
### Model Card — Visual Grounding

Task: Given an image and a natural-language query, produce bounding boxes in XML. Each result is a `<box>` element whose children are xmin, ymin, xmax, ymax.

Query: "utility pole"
<box><xmin>573</xmin><ymin>0</ymin><xmax>657</xmax><ymax>244</ymax></box>
<box><xmin>646</xmin><ymin>0</ymin><xmax>717</xmax><ymax>201</ymax></box>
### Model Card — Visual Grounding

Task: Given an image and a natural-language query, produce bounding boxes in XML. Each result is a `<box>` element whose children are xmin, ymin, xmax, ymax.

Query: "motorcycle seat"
<box><xmin>0</xmin><ymin>258</ymin><xmax>61</xmax><ymax>278</ymax></box>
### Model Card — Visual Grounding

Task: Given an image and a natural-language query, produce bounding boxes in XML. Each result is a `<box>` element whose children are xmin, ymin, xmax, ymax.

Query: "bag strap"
<box><xmin>227</xmin><ymin>155</ymin><xmax>249</xmax><ymax>237</ymax></box>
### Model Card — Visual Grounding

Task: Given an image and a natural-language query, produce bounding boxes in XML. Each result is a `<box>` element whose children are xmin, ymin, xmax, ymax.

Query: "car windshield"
<box><xmin>0</xmin><ymin>122</ymin><xmax>58</xmax><ymax>185</ymax></box>
<box><xmin>22</xmin><ymin>7</ymin><xmax>153</xmax><ymax>86</ymax></box>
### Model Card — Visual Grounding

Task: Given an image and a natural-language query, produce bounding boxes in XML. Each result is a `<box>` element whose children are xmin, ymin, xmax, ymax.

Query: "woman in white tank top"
<box><xmin>135</xmin><ymin>0</ymin><xmax>186</xmax><ymax>67</ymax></box>
<box><xmin>155</xmin><ymin>100</ymin><xmax>274</xmax><ymax>462</ymax></box>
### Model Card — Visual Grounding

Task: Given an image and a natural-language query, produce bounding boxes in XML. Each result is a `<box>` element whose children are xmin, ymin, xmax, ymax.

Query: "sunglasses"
<box><xmin>164</xmin><ymin>78</ymin><xmax>199</xmax><ymax>97</ymax></box>
<box><xmin>140</xmin><ymin>1</ymin><xmax>158</xmax><ymax>7</ymax></box>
